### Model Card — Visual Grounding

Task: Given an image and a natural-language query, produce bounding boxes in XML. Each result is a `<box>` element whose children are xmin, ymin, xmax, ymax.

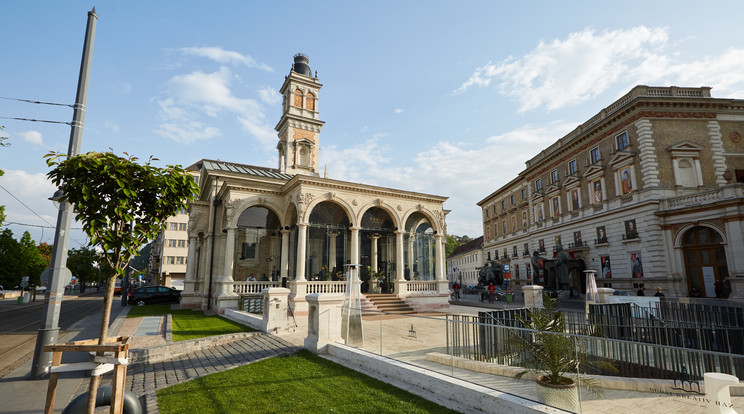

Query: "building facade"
<box><xmin>181</xmin><ymin>54</ymin><xmax>451</xmax><ymax>314</ymax></box>
<box><xmin>479</xmin><ymin>86</ymin><xmax>744</xmax><ymax>299</ymax></box>
<box><xmin>446</xmin><ymin>236</ymin><xmax>483</xmax><ymax>287</ymax></box>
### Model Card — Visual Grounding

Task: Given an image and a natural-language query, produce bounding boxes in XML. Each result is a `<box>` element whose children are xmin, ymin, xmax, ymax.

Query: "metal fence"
<box><xmin>446</xmin><ymin>305</ymin><xmax>744</xmax><ymax>382</ymax></box>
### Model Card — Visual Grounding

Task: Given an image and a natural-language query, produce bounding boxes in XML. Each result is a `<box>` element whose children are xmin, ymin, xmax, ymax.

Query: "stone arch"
<box><xmin>673</xmin><ymin>222</ymin><xmax>727</xmax><ymax>248</ymax></box>
<box><xmin>227</xmin><ymin>196</ymin><xmax>286</xmax><ymax>229</ymax></box>
<box><xmin>297</xmin><ymin>195</ymin><xmax>355</xmax><ymax>225</ymax></box>
<box><xmin>357</xmin><ymin>201</ymin><xmax>401</xmax><ymax>230</ymax></box>
<box><xmin>401</xmin><ymin>207</ymin><xmax>443</xmax><ymax>234</ymax></box>
<box><xmin>678</xmin><ymin>225</ymin><xmax>729</xmax><ymax>297</ymax></box>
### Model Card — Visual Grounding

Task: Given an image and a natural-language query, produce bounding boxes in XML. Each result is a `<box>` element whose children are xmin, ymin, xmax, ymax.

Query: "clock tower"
<box><xmin>275</xmin><ymin>53</ymin><xmax>325</xmax><ymax>176</ymax></box>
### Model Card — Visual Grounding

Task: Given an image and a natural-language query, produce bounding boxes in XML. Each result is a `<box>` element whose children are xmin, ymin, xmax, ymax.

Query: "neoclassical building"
<box><xmin>479</xmin><ymin>86</ymin><xmax>744</xmax><ymax>299</ymax></box>
<box><xmin>181</xmin><ymin>54</ymin><xmax>450</xmax><ymax>313</ymax></box>
<box><xmin>446</xmin><ymin>236</ymin><xmax>483</xmax><ymax>287</ymax></box>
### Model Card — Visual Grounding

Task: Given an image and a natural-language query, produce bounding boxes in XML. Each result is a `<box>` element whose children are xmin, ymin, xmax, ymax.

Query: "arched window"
<box><xmin>293</xmin><ymin>88</ymin><xmax>303</xmax><ymax>107</ymax></box>
<box><xmin>682</xmin><ymin>226</ymin><xmax>728</xmax><ymax>298</ymax></box>
<box><xmin>234</xmin><ymin>207</ymin><xmax>282</xmax><ymax>281</ymax></box>
<box><xmin>305</xmin><ymin>92</ymin><xmax>316</xmax><ymax>111</ymax></box>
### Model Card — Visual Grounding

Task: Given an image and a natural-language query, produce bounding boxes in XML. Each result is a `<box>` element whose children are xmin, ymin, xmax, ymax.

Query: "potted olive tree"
<box><xmin>510</xmin><ymin>294</ymin><xmax>615</xmax><ymax>411</ymax></box>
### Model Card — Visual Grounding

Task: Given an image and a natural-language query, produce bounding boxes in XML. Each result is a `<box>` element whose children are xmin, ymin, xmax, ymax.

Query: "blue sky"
<box><xmin>2</xmin><ymin>1</ymin><xmax>744</xmax><ymax>247</ymax></box>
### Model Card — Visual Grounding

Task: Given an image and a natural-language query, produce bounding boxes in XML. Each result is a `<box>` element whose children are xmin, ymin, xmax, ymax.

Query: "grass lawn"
<box><xmin>157</xmin><ymin>350</ymin><xmax>459</xmax><ymax>414</ymax></box>
<box><xmin>126</xmin><ymin>304</ymin><xmax>254</xmax><ymax>341</ymax></box>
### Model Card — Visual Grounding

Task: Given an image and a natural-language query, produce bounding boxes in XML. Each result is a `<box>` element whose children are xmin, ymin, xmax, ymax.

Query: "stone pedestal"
<box><xmin>523</xmin><ymin>285</ymin><xmax>544</xmax><ymax>308</ymax></box>
<box><xmin>704</xmin><ymin>372</ymin><xmax>739</xmax><ymax>414</ymax></box>
<box><xmin>262</xmin><ymin>288</ymin><xmax>291</xmax><ymax>334</ymax></box>
<box><xmin>596</xmin><ymin>288</ymin><xmax>615</xmax><ymax>304</ymax></box>
<box><xmin>304</xmin><ymin>293</ymin><xmax>345</xmax><ymax>354</ymax></box>
<box><xmin>289</xmin><ymin>281</ymin><xmax>309</xmax><ymax>315</ymax></box>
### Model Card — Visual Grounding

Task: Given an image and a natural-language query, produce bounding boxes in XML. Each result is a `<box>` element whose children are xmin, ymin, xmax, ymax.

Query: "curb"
<box><xmin>129</xmin><ymin>331</ymin><xmax>261</xmax><ymax>364</ymax></box>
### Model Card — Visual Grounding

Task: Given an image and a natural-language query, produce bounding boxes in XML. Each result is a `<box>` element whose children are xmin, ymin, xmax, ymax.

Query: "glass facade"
<box><xmin>234</xmin><ymin>206</ymin><xmax>282</xmax><ymax>281</ymax></box>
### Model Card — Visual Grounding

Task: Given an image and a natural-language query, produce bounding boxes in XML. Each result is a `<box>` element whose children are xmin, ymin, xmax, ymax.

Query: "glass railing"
<box><xmin>338</xmin><ymin>305</ymin><xmax>744</xmax><ymax>413</ymax></box>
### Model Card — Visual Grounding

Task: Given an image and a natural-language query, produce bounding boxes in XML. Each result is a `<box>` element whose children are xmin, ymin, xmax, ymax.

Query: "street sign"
<box><xmin>20</xmin><ymin>276</ymin><xmax>29</xmax><ymax>288</ymax></box>
<box><xmin>503</xmin><ymin>264</ymin><xmax>510</xmax><ymax>271</ymax></box>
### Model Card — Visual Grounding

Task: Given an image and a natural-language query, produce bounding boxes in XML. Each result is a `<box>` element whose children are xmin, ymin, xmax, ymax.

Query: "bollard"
<box><xmin>704</xmin><ymin>372</ymin><xmax>739</xmax><ymax>414</ymax></box>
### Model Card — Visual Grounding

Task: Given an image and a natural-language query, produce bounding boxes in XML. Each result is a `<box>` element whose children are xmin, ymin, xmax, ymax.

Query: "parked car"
<box><xmin>127</xmin><ymin>286</ymin><xmax>181</xmax><ymax>306</ymax></box>
<box><xmin>463</xmin><ymin>285</ymin><xmax>479</xmax><ymax>295</ymax></box>
<box><xmin>114</xmin><ymin>280</ymin><xmax>122</xmax><ymax>295</ymax></box>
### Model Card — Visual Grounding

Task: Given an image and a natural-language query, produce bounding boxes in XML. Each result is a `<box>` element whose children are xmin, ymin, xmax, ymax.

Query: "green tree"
<box><xmin>67</xmin><ymin>246</ymin><xmax>100</xmax><ymax>293</ymax></box>
<box><xmin>445</xmin><ymin>235</ymin><xmax>460</xmax><ymax>258</ymax></box>
<box><xmin>45</xmin><ymin>150</ymin><xmax>198</xmax><ymax>409</ymax></box>
<box><xmin>0</xmin><ymin>229</ymin><xmax>22</xmax><ymax>288</ymax></box>
<box><xmin>18</xmin><ymin>231</ymin><xmax>46</xmax><ymax>289</ymax></box>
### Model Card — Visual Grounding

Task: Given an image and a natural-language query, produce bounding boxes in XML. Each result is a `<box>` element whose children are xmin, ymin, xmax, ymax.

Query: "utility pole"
<box><xmin>31</xmin><ymin>8</ymin><xmax>98</xmax><ymax>378</ymax></box>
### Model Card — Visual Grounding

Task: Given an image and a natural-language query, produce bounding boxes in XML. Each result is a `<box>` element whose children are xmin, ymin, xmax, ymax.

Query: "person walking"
<box><xmin>637</xmin><ymin>283</ymin><xmax>645</xmax><ymax>296</ymax></box>
<box><xmin>488</xmin><ymin>282</ymin><xmax>496</xmax><ymax>303</ymax></box>
<box><xmin>453</xmin><ymin>282</ymin><xmax>460</xmax><ymax>300</ymax></box>
<box><xmin>654</xmin><ymin>286</ymin><xmax>664</xmax><ymax>297</ymax></box>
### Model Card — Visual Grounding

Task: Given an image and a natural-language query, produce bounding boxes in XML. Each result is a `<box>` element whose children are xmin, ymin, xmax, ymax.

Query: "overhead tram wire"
<box><xmin>0</xmin><ymin>95</ymin><xmax>76</xmax><ymax>125</ymax></box>
<box><xmin>0</xmin><ymin>184</ymin><xmax>86</xmax><ymax>247</ymax></box>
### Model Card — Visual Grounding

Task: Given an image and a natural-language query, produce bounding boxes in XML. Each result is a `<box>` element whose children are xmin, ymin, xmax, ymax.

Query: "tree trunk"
<box><xmin>86</xmin><ymin>274</ymin><xmax>117</xmax><ymax>413</ymax></box>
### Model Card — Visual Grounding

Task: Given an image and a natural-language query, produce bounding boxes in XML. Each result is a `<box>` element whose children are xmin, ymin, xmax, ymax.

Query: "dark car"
<box><xmin>127</xmin><ymin>286</ymin><xmax>181</xmax><ymax>306</ymax></box>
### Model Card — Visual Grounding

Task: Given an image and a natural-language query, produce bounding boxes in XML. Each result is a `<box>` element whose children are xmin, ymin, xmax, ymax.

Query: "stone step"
<box><xmin>364</xmin><ymin>294</ymin><xmax>415</xmax><ymax>315</ymax></box>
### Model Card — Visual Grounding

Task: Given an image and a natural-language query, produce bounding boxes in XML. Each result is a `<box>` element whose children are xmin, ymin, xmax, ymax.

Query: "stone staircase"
<box><xmin>363</xmin><ymin>294</ymin><xmax>416</xmax><ymax>315</ymax></box>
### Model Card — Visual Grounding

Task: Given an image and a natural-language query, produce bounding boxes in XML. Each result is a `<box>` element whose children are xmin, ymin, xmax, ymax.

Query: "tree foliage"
<box><xmin>45</xmin><ymin>151</ymin><xmax>198</xmax><ymax>279</ymax></box>
<box><xmin>445</xmin><ymin>234</ymin><xmax>472</xmax><ymax>258</ymax></box>
<box><xmin>67</xmin><ymin>246</ymin><xmax>101</xmax><ymax>292</ymax></box>
<box><xmin>0</xmin><ymin>230</ymin><xmax>47</xmax><ymax>289</ymax></box>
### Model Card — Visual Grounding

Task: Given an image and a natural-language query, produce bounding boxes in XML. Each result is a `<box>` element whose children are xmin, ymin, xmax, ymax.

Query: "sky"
<box><xmin>2</xmin><ymin>1</ymin><xmax>744</xmax><ymax>247</ymax></box>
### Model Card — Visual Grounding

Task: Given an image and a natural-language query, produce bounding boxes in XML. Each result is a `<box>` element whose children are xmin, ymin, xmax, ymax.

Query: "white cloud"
<box><xmin>258</xmin><ymin>86</ymin><xmax>281</xmax><ymax>105</ymax></box>
<box><xmin>0</xmin><ymin>169</ymin><xmax>58</xmax><ymax>225</ymax></box>
<box><xmin>103</xmin><ymin>121</ymin><xmax>120</xmax><ymax>133</ymax></box>
<box><xmin>322</xmin><ymin>122</ymin><xmax>577</xmax><ymax>237</ymax></box>
<box><xmin>454</xmin><ymin>26</ymin><xmax>744</xmax><ymax>112</ymax></box>
<box><xmin>17</xmin><ymin>130</ymin><xmax>44</xmax><ymax>146</ymax></box>
<box><xmin>154</xmin><ymin>66</ymin><xmax>276</xmax><ymax>148</ymax></box>
<box><xmin>394</xmin><ymin>109</ymin><xmax>404</xmax><ymax>114</ymax></box>
<box><xmin>180</xmin><ymin>47</ymin><xmax>273</xmax><ymax>72</ymax></box>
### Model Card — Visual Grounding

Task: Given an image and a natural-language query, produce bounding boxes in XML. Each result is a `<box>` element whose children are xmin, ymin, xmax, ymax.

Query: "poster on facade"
<box><xmin>620</xmin><ymin>167</ymin><xmax>633</xmax><ymax>195</ymax></box>
<box><xmin>554</xmin><ymin>235</ymin><xmax>562</xmax><ymax>249</ymax></box>
<box><xmin>573</xmin><ymin>231</ymin><xmax>582</xmax><ymax>245</ymax></box>
<box><xmin>538</xmin><ymin>239</ymin><xmax>545</xmax><ymax>252</ymax></box>
<box><xmin>592</xmin><ymin>178</ymin><xmax>603</xmax><ymax>204</ymax></box>
<box><xmin>502</xmin><ymin>220</ymin><xmax>506</xmax><ymax>234</ymax></box>
<box><xmin>552</xmin><ymin>196</ymin><xmax>560</xmax><ymax>217</ymax></box>
<box><xmin>596</xmin><ymin>226</ymin><xmax>607</xmax><ymax>243</ymax></box>
<box><xmin>601</xmin><ymin>256</ymin><xmax>611</xmax><ymax>278</ymax></box>
<box><xmin>631</xmin><ymin>253</ymin><xmax>643</xmax><ymax>278</ymax></box>
<box><xmin>702</xmin><ymin>266</ymin><xmax>716</xmax><ymax>298</ymax></box>
<box><xmin>537</xmin><ymin>204</ymin><xmax>544</xmax><ymax>222</ymax></box>
<box><xmin>515</xmin><ymin>264</ymin><xmax>519</xmax><ymax>280</ymax></box>
<box><xmin>511</xmin><ymin>215</ymin><xmax>516</xmax><ymax>232</ymax></box>
<box><xmin>570</xmin><ymin>188</ymin><xmax>580</xmax><ymax>211</ymax></box>
<box><xmin>625</xmin><ymin>219</ymin><xmax>638</xmax><ymax>239</ymax></box>
<box><xmin>522</xmin><ymin>211</ymin><xmax>527</xmax><ymax>228</ymax></box>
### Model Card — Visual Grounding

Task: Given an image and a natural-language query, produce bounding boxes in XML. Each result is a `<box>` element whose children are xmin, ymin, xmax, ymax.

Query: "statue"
<box><xmin>530</xmin><ymin>251</ymin><xmax>541</xmax><ymax>280</ymax></box>
<box><xmin>555</xmin><ymin>245</ymin><xmax>570</xmax><ymax>290</ymax></box>
<box><xmin>478</xmin><ymin>261</ymin><xmax>503</xmax><ymax>287</ymax></box>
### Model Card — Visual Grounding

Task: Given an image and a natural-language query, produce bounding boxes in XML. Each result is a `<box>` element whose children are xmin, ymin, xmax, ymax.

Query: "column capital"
<box><xmin>297</xmin><ymin>222</ymin><xmax>309</xmax><ymax>228</ymax></box>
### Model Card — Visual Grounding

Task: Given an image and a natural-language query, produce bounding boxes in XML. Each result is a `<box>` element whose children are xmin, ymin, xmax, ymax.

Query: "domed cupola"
<box><xmin>292</xmin><ymin>53</ymin><xmax>312</xmax><ymax>77</ymax></box>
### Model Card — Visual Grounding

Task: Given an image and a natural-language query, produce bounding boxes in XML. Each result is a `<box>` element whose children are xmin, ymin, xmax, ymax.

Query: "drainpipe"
<box><xmin>207</xmin><ymin>177</ymin><xmax>220</xmax><ymax>310</ymax></box>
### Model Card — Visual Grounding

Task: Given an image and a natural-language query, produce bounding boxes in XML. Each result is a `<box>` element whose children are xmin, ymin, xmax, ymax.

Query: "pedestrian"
<box><xmin>653</xmin><ymin>286</ymin><xmax>664</xmax><ymax>297</ymax></box>
<box><xmin>488</xmin><ymin>282</ymin><xmax>496</xmax><ymax>303</ymax></box>
<box><xmin>637</xmin><ymin>283</ymin><xmax>645</xmax><ymax>296</ymax></box>
<box><xmin>453</xmin><ymin>282</ymin><xmax>460</xmax><ymax>300</ymax></box>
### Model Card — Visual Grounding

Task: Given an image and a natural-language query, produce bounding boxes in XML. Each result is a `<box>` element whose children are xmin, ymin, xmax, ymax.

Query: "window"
<box><xmin>590</xmin><ymin>147</ymin><xmax>601</xmax><ymax>164</ymax></box>
<box><xmin>493</xmin><ymin>205</ymin><xmax>497</xmax><ymax>214</ymax></box>
<box><xmin>168</xmin><ymin>239</ymin><xmax>176</xmax><ymax>247</ymax></box>
<box><xmin>485</xmin><ymin>209</ymin><xmax>489</xmax><ymax>218</ymax></box>
<box><xmin>513</xmin><ymin>246</ymin><xmax>518</xmax><ymax>257</ymax></box>
<box><xmin>510</xmin><ymin>195</ymin><xmax>515</xmax><ymax>205</ymax></box>
<box><xmin>169</xmin><ymin>222</ymin><xmax>178</xmax><ymax>231</ymax></box>
<box><xmin>616</xmin><ymin>132</ymin><xmax>629</xmax><ymax>151</ymax></box>
<box><xmin>521</xmin><ymin>189</ymin><xmax>526</xmax><ymax>200</ymax></box>
<box><xmin>494</xmin><ymin>250</ymin><xmax>499</xmax><ymax>259</ymax></box>
<box><xmin>305</xmin><ymin>92</ymin><xmax>316</xmax><ymax>111</ymax></box>
<box><xmin>568</xmin><ymin>159</ymin><xmax>577</xmax><ymax>175</ymax></box>
<box><xmin>176</xmin><ymin>257</ymin><xmax>185</xmax><ymax>265</ymax></box>
<box><xmin>535</xmin><ymin>178</ymin><xmax>542</xmax><ymax>191</ymax></box>
<box><xmin>502</xmin><ymin>220</ymin><xmax>506</xmax><ymax>234</ymax></box>
<box><xmin>550</xmin><ymin>169</ymin><xmax>559</xmax><ymax>183</ymax></box>
<box><xmin>166</xmin><ymin>256</ymin><xmax>175</xmax><ymax>264</ymax></box>
<box><xmin>179</xmin><ymin>223</ymin><xmax>187</xmax><ymax>231</ymax></box>
<box><xmin>501</xmin><ymin>200</ymin><xmax>505</xmax><ymax>210</ymax></box>
<box><xmin>177</xmin><ymin>240</ymin><xmax>186</xmax><ymax>248</ymax></box>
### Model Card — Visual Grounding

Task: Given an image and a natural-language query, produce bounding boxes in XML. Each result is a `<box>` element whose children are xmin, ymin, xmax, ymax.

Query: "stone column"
<box><xmin>395</xmin><ymin>231</ymin><xmax>405</xmax><ymax>281</ymax></box>
<box><xmin>295</xmin><ymin>223</ymin><xmax>308</xmax><ymax>282</ymax></box>
<box><xmin>370</xmin><ymin>234</ymin><xmax>380</xmax><ymax>273</ymax></box>
<box><xmin>435</xmin><ymin>234</ymin><xmax>445</xmax><ymax>280</ymax></box>
<box><xmin>184</xmin><ymin>235</ymin><xmax>197</xmax><ymax>285</ymax></box>
<box><xmin>328</xmin><ymin>231</ymin><xmax>339</xmax><ymax>271</ymax></box>
<box><xmin>304</xmin><ymin>293</ymin><xmax>345</xmax><ymax>354</ymax></box>
<box><xmin>280</xmin><ymin>229</ymin><xmax>290</xmax><ymax>281</ymax></box>
<box><xmin>219</xmin><ymin>227</ymin><xmax>236</xmax><ymax>294</ymax></box>
<box><xmin>350</xmin><ymin>227</ymin><xmax>360</xmax><ymax>265</ymax></box>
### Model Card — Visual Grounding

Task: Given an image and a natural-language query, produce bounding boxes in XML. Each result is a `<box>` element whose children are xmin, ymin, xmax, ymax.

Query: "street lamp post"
<box><xmin>30</xmin><ymin>8</ymin><xmax>97</xmax><ymax>378</ymax></box>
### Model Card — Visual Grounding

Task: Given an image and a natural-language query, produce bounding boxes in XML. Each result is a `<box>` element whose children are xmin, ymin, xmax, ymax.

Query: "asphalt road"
<box><xmin>0</xmin><ymin>292</ymin><xmax>106</xmax><ymax>378</ymax></box>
